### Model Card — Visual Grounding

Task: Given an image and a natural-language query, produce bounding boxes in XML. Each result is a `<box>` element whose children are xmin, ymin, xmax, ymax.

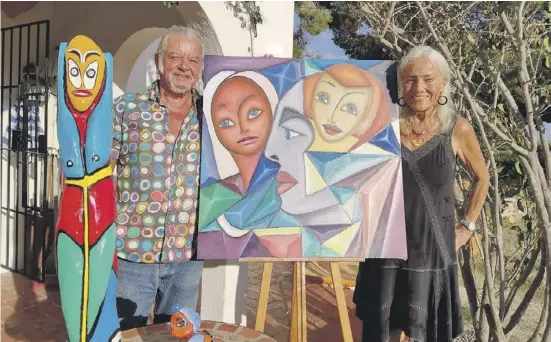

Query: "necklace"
<box><xmin>410</xmin><ymin>128</ymin><xmax>426</xmax><ymax>147</ymax></box>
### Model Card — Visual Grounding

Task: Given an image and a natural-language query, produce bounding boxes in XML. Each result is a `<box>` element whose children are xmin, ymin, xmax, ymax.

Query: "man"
<box><xmin>110</xmin><ymin>25</ymin><xmax>204</xmax><ymax>330</ymax></box>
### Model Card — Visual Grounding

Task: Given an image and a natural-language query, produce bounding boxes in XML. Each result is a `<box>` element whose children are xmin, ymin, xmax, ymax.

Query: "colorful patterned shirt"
<box><xmin>110</xmin><ymin>82</ymin><xmax>201</xmax><ymax>263</ymax></box>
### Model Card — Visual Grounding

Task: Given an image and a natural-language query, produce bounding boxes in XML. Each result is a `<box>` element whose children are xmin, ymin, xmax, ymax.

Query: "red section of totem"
<box><xmin>56</xmin><ymin>184</ymin><xmax>84</xmax><ymax>245</ymax></box>
<box><xmin>88</xmin><ymin>176</ymin><xmax>116</xmax><ymax>246</ymax></box>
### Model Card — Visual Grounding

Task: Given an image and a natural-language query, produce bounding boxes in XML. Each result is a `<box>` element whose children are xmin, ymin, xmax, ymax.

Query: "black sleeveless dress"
<box><xmin>353</xmin><ymin>116</ymin><xmax>463</xmax><ymax>342</ymax></box>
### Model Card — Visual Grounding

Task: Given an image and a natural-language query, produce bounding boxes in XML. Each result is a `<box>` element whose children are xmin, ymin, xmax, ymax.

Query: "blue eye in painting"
<box><xmin>248</xmin><ymin>109</ymin><xmax>262</xmax><ymax>119</ymax></box>
<box><xmin>341</xmin><ymin>103</ymin><xmax>357</xmax><ymax>115</ymax></box>
<box><xmin>315</xmin><ymin>92</ymin><xmax>329</xmax><ymax>104</ymax></box>
<box><xmin>284</xmin><ymin>129</ymin><xmax>300</xmax><ymax>140</ymax></box>
<box><xmin>219</xmin><ymin>119</ymin><xmax>234</xmax><ymax>128</ymax></box>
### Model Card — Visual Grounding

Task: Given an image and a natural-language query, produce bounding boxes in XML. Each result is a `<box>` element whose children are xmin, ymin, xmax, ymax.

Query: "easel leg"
<box><xmin>255</xmin><ymin>262</ymin><xmax>273</xmax><ymax>333</ymax></box>
<box><xmin>330</xmin><ymin>262</ymin><xmax>353</xmax><ymax>342</ymax></box>
<box><xmin>290</xmin><ymin>262</ymin><xmax>307</xmax><ymax>342</ymax></box>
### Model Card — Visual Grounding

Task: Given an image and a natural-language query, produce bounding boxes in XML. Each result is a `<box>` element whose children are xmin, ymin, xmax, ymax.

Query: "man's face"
<box><xmin>157</xmin><ymin>35</ymin><xmax>203</xmax><ymax>94</ymax></box>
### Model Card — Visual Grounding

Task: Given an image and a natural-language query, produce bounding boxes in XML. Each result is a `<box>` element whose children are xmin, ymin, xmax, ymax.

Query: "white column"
<box><xmin>200</xmin><ymin>260</ymin><xmax>248</xmax><ymax>326</ymax></box>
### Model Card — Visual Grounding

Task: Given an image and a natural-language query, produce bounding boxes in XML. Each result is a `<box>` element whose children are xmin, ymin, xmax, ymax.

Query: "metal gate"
<box><xmin>1</xmin><ymin>20</ymin><xmax>60</xmax><ymax>282</ymax></box>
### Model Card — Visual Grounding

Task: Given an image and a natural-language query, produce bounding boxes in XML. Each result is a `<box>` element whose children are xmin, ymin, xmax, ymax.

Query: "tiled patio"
<box><xmin>1</xmin><ymin>262</ymin><xmax>363</xmax><ymax>342</ymax></box>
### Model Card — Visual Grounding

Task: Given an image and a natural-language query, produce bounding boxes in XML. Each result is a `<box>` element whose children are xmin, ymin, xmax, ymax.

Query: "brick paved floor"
<box><xmin>1</xmin><ymin>263</ymin><xmax>362</xmax><ymax>342</ymax></box>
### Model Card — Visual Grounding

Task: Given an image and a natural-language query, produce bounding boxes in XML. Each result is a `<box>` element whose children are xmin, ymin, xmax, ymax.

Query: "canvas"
<box><xmin>197</xmin><ymin>56</ymin><xmax>407</xmax><ymax>260</ymax></box>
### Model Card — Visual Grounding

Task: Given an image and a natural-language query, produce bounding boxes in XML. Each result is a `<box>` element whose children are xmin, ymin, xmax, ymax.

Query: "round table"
<box><xmin>121</xmin><ymin>321</ymin><xmax>277</xmax><ymax>342</ymax></box>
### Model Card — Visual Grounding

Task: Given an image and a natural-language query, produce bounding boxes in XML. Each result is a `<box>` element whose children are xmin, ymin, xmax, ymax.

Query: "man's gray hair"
<box><xmin>398</xmin><ymin>45</ymin><xmax>455</xmax><ymax>135</ymax></box>
<box><xmin>156</xmin><ymin>25</ymin><xmax>204</xmax><ymax>61</ymax></box>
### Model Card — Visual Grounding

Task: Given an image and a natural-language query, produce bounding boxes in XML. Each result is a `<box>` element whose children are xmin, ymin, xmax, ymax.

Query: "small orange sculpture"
<box><xmin>170</xmin><ymin>307</ymin><xmax>213</xmax><ymax>342</ymax></box>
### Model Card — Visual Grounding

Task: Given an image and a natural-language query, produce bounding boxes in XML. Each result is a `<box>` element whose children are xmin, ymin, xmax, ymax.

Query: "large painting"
<box><xmin>197</xmin><ymin>56</ymin><xmax>407</xmax><ymax>260</ymax></box>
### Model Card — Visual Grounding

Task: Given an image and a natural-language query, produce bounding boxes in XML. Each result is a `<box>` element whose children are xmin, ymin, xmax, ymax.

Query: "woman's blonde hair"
<box><xmin>398</xmin><ymin>45</ymin><xmax>455</xmax><ymax>135</ymax></box>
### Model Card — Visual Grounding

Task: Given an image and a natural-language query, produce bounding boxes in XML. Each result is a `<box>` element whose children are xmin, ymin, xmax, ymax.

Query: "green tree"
<box><xmin>293</xmin><ymin>2</ymin><xmax>332</xmax><ymax>58</ymax></box>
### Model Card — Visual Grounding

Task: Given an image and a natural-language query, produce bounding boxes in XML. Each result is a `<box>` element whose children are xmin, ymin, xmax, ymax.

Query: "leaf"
<box><xmin>497</xmin><ymin>103</ymin><xmax>505</xmax><ymax>112</ymax></box>
<box><xmin>515</xmin><ymin>161</ymin><xmax>523</xmax><ymax>175</ymax></box>
<box><xmin>546</xmin><ymin>55</ymin><xmax>551</xmax><ymax>69</ymax></box>
<box><xmin>544</xmin><ymin>37</ymin><xmax>551</xmax><ymax>53</ymax></box>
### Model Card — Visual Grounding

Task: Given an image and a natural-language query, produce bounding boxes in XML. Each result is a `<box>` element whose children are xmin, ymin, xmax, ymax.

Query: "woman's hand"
<box><xmin>455</xmin><ymin>225</ymin><xmax>473</xmax><ymax>251</ymax></box>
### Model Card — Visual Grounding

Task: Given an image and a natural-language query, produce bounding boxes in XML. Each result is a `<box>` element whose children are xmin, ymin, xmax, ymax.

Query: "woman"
<box><xmin>353</xmin><ymin>46</ymin><xmax>490</xmax><ymax>341</ymax></box>
<box><xmin>198</xmin><ymin>70</ymin><xmax>280</xmax><ymax>244</ymax></box>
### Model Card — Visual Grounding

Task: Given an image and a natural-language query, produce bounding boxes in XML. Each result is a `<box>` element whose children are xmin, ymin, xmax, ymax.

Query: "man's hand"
<box><xmin>455</xmin><ymin>224</ymin><xmax>473</xmax><ymax>252</ymax></box>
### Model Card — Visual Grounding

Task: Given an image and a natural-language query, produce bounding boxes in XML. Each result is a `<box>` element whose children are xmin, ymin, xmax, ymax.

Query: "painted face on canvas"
<box><xmin>170</xmin><ymin>311</ymin><xmax>194</xmax><ymax>338</ymax></box>
<box><xmin>211</xmin><ymin>76</ymin><xmax>273</xmax><ymax>156</ymax></box>
<box><xmin>65</xmin><ymin>35</ymin><xmax>106</xmax><ymax>112</ymax></box>
<box><xmin>311</xmin><ymin>71</ymin><xmax>373</xmax><ymax>142</ymax></box>
<box><xmin>265</xmin><ymin>80</ymin><xmax>340</xmax><ymax>215</ymax></box>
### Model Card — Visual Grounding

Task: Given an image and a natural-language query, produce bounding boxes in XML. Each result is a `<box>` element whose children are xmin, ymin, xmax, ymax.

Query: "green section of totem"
<box><xmin>57</xmin><ymin>233</ymin><xmax>84</xmax><ymax>342</ymax></box>
<box><xmin>87</xmin><ymin>223</ymin><xmax>116</xmax><ymax>333</ymax></box>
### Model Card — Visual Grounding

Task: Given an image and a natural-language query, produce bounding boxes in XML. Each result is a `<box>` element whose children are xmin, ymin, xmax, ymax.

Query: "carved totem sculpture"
<box><xmin>56</xmin><ymin>35</ymin><xmax>120</xmax><ymax>342</ymax></box>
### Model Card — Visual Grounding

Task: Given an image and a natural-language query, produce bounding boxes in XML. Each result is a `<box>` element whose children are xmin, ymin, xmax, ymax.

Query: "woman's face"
<box><xmin>211</xmin><ymin>76</ymin><xmax>273</xmax><ymax>156</ymax></box>
<box><xmin>401</xmin><ymin>57</ymin><xmax>445</xmax><ymax>113</ymax></box>
<box><xmin>264</xmin><ymin>80</ymin><xmax>340</xmax><ymax>215</ymax></box>
<box><xmin>311</xmin><ymin>72</ymin><xmax>372</xmax><ymax>142</ymax></box>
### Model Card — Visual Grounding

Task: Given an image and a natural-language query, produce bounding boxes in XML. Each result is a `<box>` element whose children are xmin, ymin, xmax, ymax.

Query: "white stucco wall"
<box><xmin>1</xmin><ymin>0</ymin><xmax>294</xmax><ymax>325</ymax></box>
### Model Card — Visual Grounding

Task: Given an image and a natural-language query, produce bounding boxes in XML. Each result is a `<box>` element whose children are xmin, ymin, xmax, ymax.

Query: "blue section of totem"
<box><xmin>85</xmin><ymin>52</ymin><xmax>113</xmax><ymax>174</ymax></box>
<box><xmin>89</xmin><ymin>270</ymin><xmax>120</xmax><ymax>342</ymax></box>
<box><xmin>57</xmin><ymin>42</ymin><xmax>85</xmax><ymax>179</ymax></box>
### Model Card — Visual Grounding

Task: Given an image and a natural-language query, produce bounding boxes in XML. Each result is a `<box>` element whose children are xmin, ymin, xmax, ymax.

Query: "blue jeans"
<box><xmin>115</xmin><ymin>258</ymin><xmax>204</xmax><ymax>330</ymax></box>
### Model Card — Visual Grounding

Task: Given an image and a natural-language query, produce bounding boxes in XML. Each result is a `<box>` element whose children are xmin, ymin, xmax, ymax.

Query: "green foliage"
<box><xmin>293</xmin><ymin>2</ymin><xmax>332</xmax><ymax>59</ymax></box>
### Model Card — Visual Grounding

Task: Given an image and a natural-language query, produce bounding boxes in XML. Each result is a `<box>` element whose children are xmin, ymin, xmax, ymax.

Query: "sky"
<box><xmin>292</xmin><ymin>11</ymin><xmax>551</xmax><ymax>142</ymax></box>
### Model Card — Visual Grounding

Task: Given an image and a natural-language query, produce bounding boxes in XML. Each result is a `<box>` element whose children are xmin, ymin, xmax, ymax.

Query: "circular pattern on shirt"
<box><xmin>186</xmin><ymin>164</ymin><xmax>196</xmax><ymax>173</ymax></box>
<box><xmin>129</xmin><ymin>192</ymin><xmax>139</xmax><ymax>203</ymax></box>
<box><xmin>141</xmin><ymin>112</ymin><xmax>152</xmax><ymax>121</ymax></box>
<box><xmin>166</xmin><ymin>134</ymin><xmax>176</xmax><ymax>144</ymax></box>
<box><xmin>188</xmin><ymin>131</ymin><xmax>199</xmax><ymax>142</ymax></box>
<box><xmin>128</xmin><ymin>252</ymin><xmax>142</xmax><ymax>263</ymax></box>
<box><xmin>187</xmin><ymin>152</ymin><xmax>198</xmax><ymax>162</ymax></box>
<box><xmin>182</xmin><ymin>198</ymin><xmax>194</xmax><ymax>211</ymax></box>
<box><xmin>151</xmin><ymin>102</ymin><xmax>162</xmax><ymax>111</ymax></box>
<box><xmin>139</xmin><ymin>142</ymin><xmax>151</xmax><ymax>152</ymax></box>
<box><xmin>127</xmin><ymin>239</ymin><xmax>140</xmax><ymax>250</ymax></box>
<box><xmin>157</xmin><ymin>216</ymin><xmax>165</xmax><ymax>225</ymax></box>
<box><xmin>142</xmin><ymin>252</ymin><xmax>155</xmax><ymax>263</ymax></box>
<box><xmin>152</xmin><ymin>131</ymin><xmax>164</xmax><ymax>142</ymax></box>
<box><xmin>128</xmin><ymin>143</ymin><xmax>138</xmax><ymax>153</ymax></box>
<box><xmin>153</xmin><ymin>164</ymin><xmax>164</xmax><ymax>177</ymax></box>
<box><xmin>175</xmin><ymin>237</ymin><xmax>187</xmax><ymax>249</ymax></box>
<box><xmin>116</xmin><ymin>102</ymin><xmax>126</xmax><ymax>113</ymax></box>
<box><xmin>140</xmin><ymin>130</ymin><xmax>151</xmax><ymax>141</ymax></box>
<box><xmin>143</xmin><ymin>216</ymin><xmax>155</xmax><ymax>227</ymax></box>
<box><xmin>140</xmin><ymin>228</ymin><xmax>153</xmax><ymax>240</ymax></box>
<box><xmin>190</xmin><ymin>212</ymin><xmax>196</xmax><ymax>225</ymax></box>
<box><xmin>177</xmin><ymin>224</ymin><xmax>188</xmax><ymax>237</ymax></box>
<box><xmin>154</xmin><ymin>239</ymin><xmax>163</xmax><ymax>251</ymax></box>
<box><xmin>139</xmin><ymin>179</ymin><xmax>150</xmax><ymax>191</ymax></box>
<box><xmin>185</xmin><ymin>175</ymin><xmax>196</xmax><ymax>187</ymax></box>
<box><xmin>172</xmin><ymin>198</ymin><xmax>182</xmax><ymax>210</ymax></box>
<box><xmin>127</xmin><ymin>226</ymin><xmax>141</xmax><ymax>239</ymax></box>
<box><xmin>129</xmin><ymin>122</ymin><xmax>138</xmax><ymax>130</ymax></box>
<box><xmin>167</xmin><ymin>250</ymin><xmax>175</xmax><ymax>262</ymax></box>
<box><xmin>117</xmin><ymin>214</ymin><xmax>129</xmax><ymax>225</ymax></box>
<box><xmin>121</xmin><ymin>191</ymin><xmax>130</xmax><ymax>202</ymax></box>
<box><xmin>139</xmin><ymin>152</ymin><xmax>152</xmax><ymax>165</ymax></box>
<box><xmin>150</xmin><ymin>190</ymin><xmax>163</xmax><ymax>202</ymax></box>
<box><xmin>129</xmin><ymin>131</ymin><xmax>140</xmax><ymax>142</ymax></box>
<box><xmin>152</xmin><ymin>142</ymin><xmax>165</xmax><ymax>154</ymax></box>
<box><xmin>178</xmin><ymin>212</ymin><xmax>190</xmax><ymax>224</ymax></box>
<box><xmin>166</xmin><ymin>236</ymin><xmax>175</xmax><ymax>248</ymax></box>
<box><xmin>186</xmin><ymin>188</ymin><xmax>194</xmax><ymax>196</ymax></box>
<box><xmin>116</xmin><ymin>226</ymin><xmax>127</xmax><ymax>237</ymax></box>
<box><xmin>115</xmin><ymin>238</ymin><xmax>125</xmax><ymax>250</ymax></box>
<box><xmin>141</xmin><ymin>240</ymin><xmax>153</xmax><ymax>252</ymax></box>
<box><xmin>148</xmin><ymin>202</ymin><xmax>161</xmax><ymax>213</ymax></box>
<box><xmin>175</xmin><ymin>251</ymin><xmax>183</xmax><ymax>260</ymax></box>
<box><xmin>128</xmin><ymin>111</ymin><xmax>140</xmax><ymax>121</ymax></box>
<box><xmin>136</xmin><ymin>202</ymin><xmax>148</xmax><ymax>214</ymax></box>
<box><xmin>175</xmin><ymin>164</ymin><xmax>186</xmax><ymax>174</ymax></box>
<box><xmin>153</xmin><ymin>155</ymin><xmax>164</xmax><ymax>163</ymax></box>
<box><xmin>155</xmin><ymin>227</ymin><xmax>165</xmax><ymax>238</ymax></box>
<box><xmin>153</xmin><ymin>111</ymin><xmax>164</xmax><ymax>122</ymax></box>
<box><xmin>122</xmin><ymin>144</ymin><xmax>129</xmax><ymax>155</ymax></box>
<box><xmin>152</xmin><ymin>180</ymin><xmax>163</xmax><ymax>190</ymax></box>
<box><xmin>129</xmin><ymin>154</ymin><xmax>138</xmax><ymax>163</ymax></box>
<box><xmin>124</xmin><ymin>93</ymin><xmax>136</xmax><ymax>101</ymax></box>
<box><xmin>139</xmin><ymin>103</ymin><xmax>151</xmax><ymax>111</ymax></box>
<box><xmin>186</xmin><ymin>142</ymin><xmax>199</xmax><ymax>152</ymax></box>
<box><xmin>129</xmin><ymin>215</ymin><xmax>141</xmax><ymax>226</ymax></box>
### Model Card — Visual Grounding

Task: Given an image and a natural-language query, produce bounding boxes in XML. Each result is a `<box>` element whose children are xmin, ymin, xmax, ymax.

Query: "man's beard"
<box><xmin>166</xmin><ymin>71</ymin><xmax>191</xmax><ymax>94</ymax></box>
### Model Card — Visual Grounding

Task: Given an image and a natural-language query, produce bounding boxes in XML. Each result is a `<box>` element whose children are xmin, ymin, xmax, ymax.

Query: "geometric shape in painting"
<box><xmin>305</xmin><ymin>154</ymin><xmax>330</xmax><ymax>195</ymax></box>
<box><xmin>333</xmin><ymin>158</ymin><xmax>396</xmax><ymax>189</ymax></box>
<box><xmin>240</xmin><ymin>233</ymin><xmax>272</xmax><ymax>258</ymax></box>
<box><xmin>258</xmin><ymin>61</ymin><xmax>302</xmax><ymax>97</ymax></box>
<box><xmin>344</xmin><ymin>227</ymin><xmax>365</xmax><ymax>257</ymax></box>
<box><xmin>224</xmin><ymin>179</ymin><xmax>275</xmax><ymax>228</ymax></box>
<box><xmin>342</xmin><ymin>194</ymin><xmax>359</xmax><ymax>223</ymax></box>
<box><xmin>368</xmin><ymin>124</ymin><xmax>400</xmax><ymax>155</ymax></box>
<box><xmin>254</xmin><ymin>227</ymin><xmax>301</xmax><ymax>237</ymax></box>
<box><xmin>323</xmin><ymin>221</ymin><xmax>361</xmax><ymax>256</ymax></box>
<box><xmin>268</xmin><ymin>211</ymin><xmax>301</xmax><ymax>228</ymax></box>
<box><xmin>198</xmin><ymin>183</ymin><xmax>242</xmax><ymax>230</ymax></box>
<box><xmin>304</xmin><ymin>59</ymin><xmax>322</xmax><ymax>76</ymax></box>
<box><xmin>302</xmin><ymin>229</ymin><xmax>341</xmax><ymax>257</ymax></box>
<box><xmin>244</xmin><ymin>179</ymin><xmax>281</xmax><ymax>225</ymax></box>
<box><xmin>246</xmin><ymin>157</ymin><xmax>280</xmax><ymax>195</ymax></box>
<box><xmin>223</xmin><ymin>231</ymin><xmax>254</xmax><ymax>258</ymax></box>
<box><xmin>349</xmin><ymin>141</ymin><xmax>395</xmax><ymax>155</ymax></box>
<box><xmin>303</xmin><ymin>224</ymin><xmax>350</xmax><ymax>244</ymax></box>
<box><xmin>197</xmin><ymin>231</ymin><xmax>226</xmax><ymax>259</ymax></box>
<box><xmin>329</xmin><ymin>186</ymin><xmax>357</xmax><ymax>205</ymax></box>
<box><xmin>258</xmin><ymin>234</ymin><xmax>302</xmax><ymax>257</ymax></box>
<box><xmin>307</xmin><ymin>152</ymin><xmax>393</xmax><ymax>186</ymax></box>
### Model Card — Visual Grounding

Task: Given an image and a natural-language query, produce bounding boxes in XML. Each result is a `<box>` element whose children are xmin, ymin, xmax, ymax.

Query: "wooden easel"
<box><xmin>240</xmin><ymin>258</ymin><xmax>363</xmax><ymax>342</ymax></box>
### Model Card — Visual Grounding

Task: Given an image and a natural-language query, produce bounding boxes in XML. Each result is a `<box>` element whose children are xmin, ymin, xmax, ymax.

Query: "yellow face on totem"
<box><xmin>65</xmin><ymin>35</ymin><xmax>105</xmax><ymax>112</ymax></box>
